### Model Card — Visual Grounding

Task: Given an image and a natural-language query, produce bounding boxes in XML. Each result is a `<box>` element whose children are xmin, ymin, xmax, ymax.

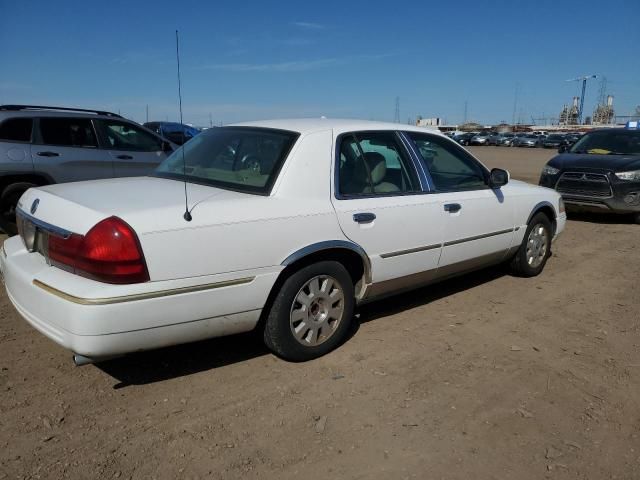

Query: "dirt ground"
<box><xmin>1</xmin><ymin>146</ymin><xmax>639</xmax><ymax>480</ymax></box>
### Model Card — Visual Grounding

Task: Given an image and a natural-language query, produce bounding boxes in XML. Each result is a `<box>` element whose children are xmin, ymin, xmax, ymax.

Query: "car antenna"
<box><xmin>176</xmin><ymin>29</ymin><xmax>192</xmax><ymax>222</ymax></box>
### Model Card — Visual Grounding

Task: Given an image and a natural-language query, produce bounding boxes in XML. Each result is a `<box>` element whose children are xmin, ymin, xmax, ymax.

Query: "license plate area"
<box><xmin>16</xmin><ymin>211</ymin><xmax>67</xmax><ymax>264</ymax></box>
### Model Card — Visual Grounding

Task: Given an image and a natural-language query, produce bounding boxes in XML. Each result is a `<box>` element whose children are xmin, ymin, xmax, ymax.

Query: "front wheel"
<box><xmin>263</xmin><ymin>261</ymin><xmax>355</xmax><ymax>361</ymax></box>
<box><xmin>509</xmin><ymin>213</ymin><xmax>553</xmax><ymax>277</ymax></box>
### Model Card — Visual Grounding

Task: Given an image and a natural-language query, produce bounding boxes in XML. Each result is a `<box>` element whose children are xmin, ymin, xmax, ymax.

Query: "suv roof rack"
<box><xmin>0</xmin><ymin>105</ymin><xmax>122</xmax><ymax>118</ymax></box>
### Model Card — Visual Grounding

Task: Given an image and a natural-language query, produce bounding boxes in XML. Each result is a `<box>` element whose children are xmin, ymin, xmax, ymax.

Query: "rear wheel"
<box><xmin>633</xmin><ymin>212</ymin><xmax>640</xmax><ymax>224</ymax></box>
<box><xmin>263</xmin><ymin>261</ymin><xmax>354</xmax><ymax>361</ymax></box>
<box><xmin>509</xmin><ymin>213</ymin><xmax>553</xmax><ymax>277</ymax></box>
<box><xmin>0</xmin><ymin>182</ymin><xmax>37</xmax><ymax>236</ymax></box>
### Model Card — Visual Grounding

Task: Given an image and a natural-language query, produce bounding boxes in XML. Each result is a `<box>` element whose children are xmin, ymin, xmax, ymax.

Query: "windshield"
<box><xmin>153</xmin><ymin>127</ymin><xmax>299</xmax><ymax>194</ymax></box>
<box><xmin>570</xmin><ymin>130</ymin><xmax>640</xmax><ymax>155</ymax></box>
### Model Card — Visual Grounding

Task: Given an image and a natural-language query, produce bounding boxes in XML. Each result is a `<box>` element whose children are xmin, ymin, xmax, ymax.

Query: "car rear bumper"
<box><xmin>0</xmin><ymin>236</ymin><xmax>279</xmax><ymax>358</ymax></box>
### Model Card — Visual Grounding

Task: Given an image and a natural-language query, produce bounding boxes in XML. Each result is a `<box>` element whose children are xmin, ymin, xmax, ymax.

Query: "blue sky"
<box><xmin>1</xmin><ymin>0</ymin><xmax>638</xmax><ymax>126</ymax></box>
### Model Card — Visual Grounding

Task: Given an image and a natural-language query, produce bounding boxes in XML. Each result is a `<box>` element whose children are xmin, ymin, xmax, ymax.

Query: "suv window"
<box><xmin>97</xmin><ymin>120</ymin><xmax>162</xmax><ymax>152</ymax></box>
<box><xmin>406</xmin><ymin>132</ymin><xmax>487</xmax><ymax>192</ymax></box>
<box><xmin>0</xmin><ymin>118</ymin><xmax>33</xmax><ymax>142</ymax></box>
<box><xmin>338</xmin><ymin>131</ymin><xmax>420</xmax><ymax>197</ymax></box>
<box><xmin>39</xmin><ymin>118</ymin><xmax>98</xmax><ymax>148</ymax></box>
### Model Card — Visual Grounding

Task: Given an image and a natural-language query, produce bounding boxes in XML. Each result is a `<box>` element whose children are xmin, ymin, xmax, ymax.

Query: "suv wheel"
<box><xmin>509</xmin><ymin>213</ymin><xmax>553</xmax><ymax>277</ymax></box>
<box><xmin>263</xmin><ymin>261</ymin><xmax>355</xmax><ymax>361</ymax></box>
<box><xmin>0</xmin><ymin>182</ymin><xmax>36</xmax><ymax>236</ymax></box>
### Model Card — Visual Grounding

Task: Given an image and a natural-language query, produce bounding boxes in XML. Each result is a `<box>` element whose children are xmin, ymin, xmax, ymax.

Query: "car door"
<box><xmin>95</xmin><ymin>119</ymin><xmax>169</xmax><ymax>177</ymax></box>
<box><xmin>32</xmin><ymin>117</ymin><xmax>114</xmax><ymax>182</ymax></box>
<box><xmin>330</xmin><ymin>131</ymin><xmax>443</xmax><ymax>295</ymax></box>
<box><xmin>405</xmin><ymin>132</ymin><xmax>515</xmax><ymax>275</ymax></box>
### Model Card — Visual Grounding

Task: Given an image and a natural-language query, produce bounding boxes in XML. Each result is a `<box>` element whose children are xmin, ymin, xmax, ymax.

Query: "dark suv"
<box><xmin>0</xmin><ymin>105</ymin><xmax>175</xmax><ymax>234</ymax></box>
<box><xmin>539</xmin><ymin>127</ymin><xmax>640</xmax><ymax>223</ymax></box>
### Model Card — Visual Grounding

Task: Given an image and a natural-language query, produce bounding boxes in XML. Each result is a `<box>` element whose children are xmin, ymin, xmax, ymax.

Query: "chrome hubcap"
<box><xmin>526</xmin><ymin>223</ymin><xmax>549</xmax><ymax>268</ymax></box>
<box><xmin>290</xmin><ymin>275</ymin><xmax>344</xmax><ymax>346</ymax></box>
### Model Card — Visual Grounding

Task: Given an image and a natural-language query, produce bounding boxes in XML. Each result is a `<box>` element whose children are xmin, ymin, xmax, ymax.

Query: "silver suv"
<box><xmin>0</xmin><ymin>105</ymin><xmax>175</xmax><ymax>234</ymax></box>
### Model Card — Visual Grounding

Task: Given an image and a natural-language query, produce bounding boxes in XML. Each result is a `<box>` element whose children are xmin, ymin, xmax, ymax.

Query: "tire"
<box><xmin>509</xmin><ymin>212</ymin><xmax>553</xmax><ymax>277</ymax></box>
<box><xmin>633</xmin><ymin>212</ymin><xmax>640</xmax><ymax>224</ymax></box>
<box><xmin>263</xmin><ymin>261</ymin><xmax>355</xmax><ymax>361</ymax></box>
<box><xmin>0</xmin><ymin>182</ymin><xmax>37</xmax><ymax>236</ymax></box>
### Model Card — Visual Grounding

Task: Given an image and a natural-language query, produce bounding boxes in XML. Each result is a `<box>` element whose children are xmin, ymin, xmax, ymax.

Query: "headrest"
<box><xmin>354</xmin><ymin>151</ymin><xmax>387</xmax><ymax>185</ymax></box>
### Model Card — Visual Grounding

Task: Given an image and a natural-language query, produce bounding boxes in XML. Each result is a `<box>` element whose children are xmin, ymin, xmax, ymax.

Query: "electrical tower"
<box><xmin>566</xmin><ymin>74</ymin><xmax>597</xmax><ymax>124</ymax></box>
<box><xmin>394</xmin><ymin>97</ymin><xmax>400</xmax><ymax>123</ymax></box>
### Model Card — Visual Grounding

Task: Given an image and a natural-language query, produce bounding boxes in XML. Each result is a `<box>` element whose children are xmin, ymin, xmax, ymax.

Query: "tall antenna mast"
<box><xmin>176</xmin><ymin>30</ymin><xmax>192</xmax><ymax>222</ymax></box>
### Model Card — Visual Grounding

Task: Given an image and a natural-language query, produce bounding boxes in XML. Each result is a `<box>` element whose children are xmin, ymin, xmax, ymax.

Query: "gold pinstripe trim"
<box><xmin>33</xmin><ymin>277</ymin><xmax>255</xmax><ymax>306</ymax></box>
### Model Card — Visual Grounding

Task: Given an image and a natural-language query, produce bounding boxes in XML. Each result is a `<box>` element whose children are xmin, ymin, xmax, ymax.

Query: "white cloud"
<box><xmin>201</xmin><ymin>53</ymin><xmax>395</xmax><ymax>73</ymax></box>
<box><xmin>291</xmin><ymin>21</ymin><xmax>325</xmax><ymax>30</ymax></box>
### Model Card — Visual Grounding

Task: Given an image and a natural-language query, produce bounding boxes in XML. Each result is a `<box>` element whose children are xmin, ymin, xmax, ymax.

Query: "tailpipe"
<box><xmin>73</xmin><ymin>354</ymin><xmax>122</xmax><ymax>366</ymax></box>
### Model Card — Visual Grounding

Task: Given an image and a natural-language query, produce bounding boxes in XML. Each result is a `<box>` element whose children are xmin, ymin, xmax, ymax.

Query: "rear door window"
<box><xmin>97</xmin><ymin>120</ymin><xmax>163</xmax><ymax>152</ymax></box>
<box><xmin>337</xmin><ymin>131</ymin><xmax>421</xmax><ymax>197</ymax></box>
<box><xmin>0</xmin><ymin>118</ymin><xmax>33</xmax><ymax>142</ymax></box>
<box><xmin>39</xmin><ymin>118</ymin><xmax>98</xmax><ymax>148</ymax></box>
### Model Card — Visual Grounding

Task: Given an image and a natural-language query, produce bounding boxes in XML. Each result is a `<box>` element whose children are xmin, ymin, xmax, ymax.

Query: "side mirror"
<box><xmin>162</xmin><ymin>141</ymin><xmax>174</xmax><ymax>152</ymax></box>
<box><xmin>558</xmin><ymin>145</ymin><xmax>567</xmax><ymax>154</ymax></box>
<box><xmin>489</xmin><ymin>168</ymin><xmax>509</xmax><ymax>188</ymax></box>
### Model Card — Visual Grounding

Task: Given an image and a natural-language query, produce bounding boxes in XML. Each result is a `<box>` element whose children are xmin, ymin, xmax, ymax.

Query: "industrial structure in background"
<box><xmin>416</xmin><ymin>117</ymin><xmax>443</xmax><ymax>127</ymax></box>
<box><xmin>592</xmin><ymin>95</ymin><xmax>615</xmax><ymax>125</ymax></box>
<box><xmin>559</xmin><ymin>97</ymin><xmax>580</xmax><ymax>125</ymax></box>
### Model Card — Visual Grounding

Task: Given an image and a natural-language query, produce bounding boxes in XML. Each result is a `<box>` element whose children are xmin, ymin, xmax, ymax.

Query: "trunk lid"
<box><xmin>18</xmin><ymin>176</ymin><xmax>249</xmax><ymax>235</ymax></box>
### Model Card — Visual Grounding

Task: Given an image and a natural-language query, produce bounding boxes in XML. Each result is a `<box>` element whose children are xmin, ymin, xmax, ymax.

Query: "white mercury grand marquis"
<box><xmin>0</xmin><ymin>119</ymin><xmax>566</xmax><ymax>364</ymax></box>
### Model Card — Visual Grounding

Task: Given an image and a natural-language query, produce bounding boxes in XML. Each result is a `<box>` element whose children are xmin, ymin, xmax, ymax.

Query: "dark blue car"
<box><xmin>144</xmin><ymin>121</ymin><xmax>201</xmax><ymax>146</ymax></box>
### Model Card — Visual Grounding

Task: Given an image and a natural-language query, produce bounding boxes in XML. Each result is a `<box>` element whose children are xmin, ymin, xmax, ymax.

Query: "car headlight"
<box><xmin>542</xmin><ymin>165</ymin><xmax>560</xmax><ymax>176</ymax></box>
<box><xmin>614</xmin><ymin>170</ymin><xmax>640</xmax><ymax>181</ymax></box>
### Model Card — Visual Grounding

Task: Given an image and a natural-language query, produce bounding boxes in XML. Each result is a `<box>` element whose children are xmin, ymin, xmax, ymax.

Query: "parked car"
<box><xmin>143</xmin><ymin>121</ymin><xmax>201</xmax><ymax>146</ymax></box>
<box><xmin>542</xmin><ymin>134</ymin><xmax>566</xmax><ymax>149</ymax></box>
<box><xmin>539</xmin><ymin>127</ymin><xmax>640</xmax><ymax>223</ymax></box>
<box><xmin>470</xmin><ymin>132</ymin><xmax>491</xmax><ymax>146</ymax></box>
<box><xmin>496</xmin><ymin>133</ymin><xmax>516</xmax><ymax>146</ymax></box>
<box><xmin>513</xmin><ymin>134</ymin><xmax>540</xmax><ymax>148</ymax></box>
<box><xmin>0</xmin><ymin>105</ymin><xmax>175</xmax><ymax>235</ymax></box>
<box><xmin>452</xmin><ymin>132</ymin><xmax>475</xmax><ymax>146</ymax></box>
<box><xmin>1</xmin><ymin>119</ymin><xmax>566</xmax><ymax>365</ymax></box>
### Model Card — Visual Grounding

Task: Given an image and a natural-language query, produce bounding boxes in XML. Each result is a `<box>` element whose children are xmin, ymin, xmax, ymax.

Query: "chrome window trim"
<box><xmin>16</xmin><ymin>207</ymin><xmax>72</xmax><ymax>239</ymax></box>
<box><xmin>398</xmin><ymin>131</ymin><xmax>433</xmax><ymax>191</ymax></box>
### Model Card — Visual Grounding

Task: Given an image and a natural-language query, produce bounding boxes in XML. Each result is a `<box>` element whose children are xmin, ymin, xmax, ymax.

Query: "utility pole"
<box><xmin>209</xmin><ymin>112</ymin><xmax>213</xmax><ymax>128</ymax></box>
<box><xmin>512</xmin><ymin>83</ymin><xmax>519</xmax><ymax>125</ymax></box>
<box><xmin>463</xmin><ymin>100</ymin><xmax>468</xmax><ymax>124</ymax></box>
<box><xmin>145</xmin><ymin>104</ymin><xmax>149</xmax><ymax>123</ymax></box>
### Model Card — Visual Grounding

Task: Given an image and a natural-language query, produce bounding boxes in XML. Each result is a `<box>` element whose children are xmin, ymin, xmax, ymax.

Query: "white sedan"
<box><xmin>0</xmin><ymin>119</ymin><xmax>566</xmax><ymax>364</ymax></box>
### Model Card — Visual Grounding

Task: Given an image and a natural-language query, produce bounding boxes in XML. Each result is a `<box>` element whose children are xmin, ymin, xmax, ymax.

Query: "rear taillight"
<box><xmin>48</xmin><ymin>217</ymin><xmax>149</xmax><ymax>284</ymax></box>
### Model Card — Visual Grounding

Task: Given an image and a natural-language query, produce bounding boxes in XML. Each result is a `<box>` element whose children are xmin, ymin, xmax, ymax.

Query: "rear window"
<box><xmin>153</xmin><ymin>127</ymin><xmax>298</xmax><ymax>194</ymax></box>
<box><xmin>0</xmin><ymin>117</ymin><xmax>33</xmax><ymax>142</ymax></box>
<box><xmin>39</xmin><ymin>118</ymin><xmax>98</xmax><ymax>148</ymax></box>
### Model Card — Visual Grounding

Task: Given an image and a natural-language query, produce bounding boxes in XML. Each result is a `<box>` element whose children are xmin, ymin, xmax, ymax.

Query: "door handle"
<box><xmin>444</xmin><ymin>203</ymin><xmax>462</xmax><ymax>213</ymax></box>
<box><xmin>116</xmin><ymin>155</ymin><xmax>133</xmax><ymax>160</ymax></box>
<box><xmin>353</xmin><ymin>212</ymin><xmax>376</xmax><ymax>223</ymax></box>
<box><xmin>36</xmin><ymin>151</ymin><xmax>59</xmax><ymax>157</ymax></box>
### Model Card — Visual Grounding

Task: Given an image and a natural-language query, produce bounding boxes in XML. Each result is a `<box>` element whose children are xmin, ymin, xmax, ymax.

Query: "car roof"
<box><xmin>228</xmin><ymin>118</ymin><xmax>444</xmax><ymax>136</ymax></box>
<box><xmin>0</xmin><ymin>110</ymin><xmax>124</xmax><ymax>120</ymax></box>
